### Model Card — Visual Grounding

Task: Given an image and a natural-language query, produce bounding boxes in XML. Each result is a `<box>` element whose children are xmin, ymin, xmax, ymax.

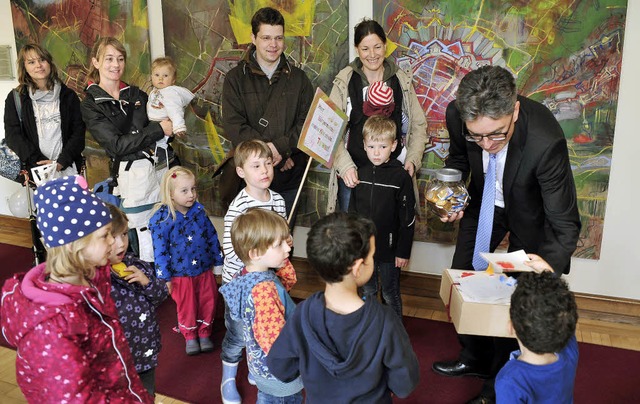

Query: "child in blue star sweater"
<box><xmin>149</xmin><ymin>166</ymin><xmax>223</xmax><ymax>355</ymax></box>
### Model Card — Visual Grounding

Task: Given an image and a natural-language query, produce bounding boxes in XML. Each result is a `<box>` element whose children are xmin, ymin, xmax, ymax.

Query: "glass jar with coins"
<box><xmin>425</xmin><ymin>168</ymin><xmax>469</xmax><ymax>217</ymax></box>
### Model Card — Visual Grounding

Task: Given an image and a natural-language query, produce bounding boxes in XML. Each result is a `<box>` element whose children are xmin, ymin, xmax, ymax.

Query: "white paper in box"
<box><xmin>439</xmin><ymin>269</ymin><xmax>514</xmax><ymax>338</ymax></box>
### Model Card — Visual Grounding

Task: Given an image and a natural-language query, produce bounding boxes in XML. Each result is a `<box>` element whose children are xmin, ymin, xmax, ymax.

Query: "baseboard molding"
<box><xmin>3</xmin><ymin>214</ymin><xmax>638</xmax><ymax>326</ymax></box>
<box><xmin>291</xmin><ymin>258</ymin><xmax>640</xmax><ymax>326</ymax></box>
<box><xmin>0</xmin><ymin>214</ymin><xmax>29</xmax><ymax>227</ymax></box>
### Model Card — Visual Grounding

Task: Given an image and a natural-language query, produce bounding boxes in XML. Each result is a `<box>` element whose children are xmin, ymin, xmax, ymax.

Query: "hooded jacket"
<box><xmin>81</xmin><ymin>82</ymin><xmax>164</xmax><ymax>162</ymax></box>
<box><xmin>4</xmin><ymin>82</ymin><xmax>85</xmax><ymax>172</ymax></box>
<box><xmin>1</xmin><ymin>263</ymin><xmax>152</xmax><ymax>403</ymax></box>
<box><xmin>110</xmin><ymin>253</ymin><xmax>168</xmax><ymax>373</ymax></box>
<box><xmin>267</xmin><ymin>292</ymin><xmax>420</xmax><ymax>403</ymax></box>
<box><xmin>219</xmin><ymin>262</ymin><xmax>302</xmax><ymax>397</ymax></box>
<box><xmin>149</xmin><ymin>201</ymin><xmax>224</xmax><ymax>281</ymax></box>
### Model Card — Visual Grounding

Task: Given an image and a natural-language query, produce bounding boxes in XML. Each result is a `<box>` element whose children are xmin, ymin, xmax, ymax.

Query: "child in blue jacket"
<box><xmin>149</xmin><ymin>166</ymin><xmax>223</xmax><ymax>355</ymax></box>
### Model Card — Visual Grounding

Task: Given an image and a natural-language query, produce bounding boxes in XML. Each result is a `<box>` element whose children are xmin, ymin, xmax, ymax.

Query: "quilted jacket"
<box><xmin>1</xmin><ymin>263</ymin><xmax>152</xmax><ymax>403</ymax></box>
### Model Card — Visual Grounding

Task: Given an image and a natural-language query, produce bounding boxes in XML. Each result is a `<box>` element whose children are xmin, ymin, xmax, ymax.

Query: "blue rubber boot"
<box><xmin>221</xmin><ymin>361</ymin><xmax>241</xmax><ymax>404</ymax></box>
<box><xmin>248</xmin><ymin>371</ymin><xmax>256</xmax><ymax>386</ymax></box>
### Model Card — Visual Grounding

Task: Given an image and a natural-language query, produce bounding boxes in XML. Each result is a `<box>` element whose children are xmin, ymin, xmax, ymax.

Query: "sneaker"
<box><xmin>185</xmin><ymin>339</ymin><xmax>200</xmax><ymax>355</ymax></box>
<box><xmin>247</xmin><ymin>371</ymin><xmax>256</xmax><ymax>386</ymax></box>
<box><xmin>199</xmin><ymin>336</ymin><xmax>214</xmax><ymax>353</ymax></box>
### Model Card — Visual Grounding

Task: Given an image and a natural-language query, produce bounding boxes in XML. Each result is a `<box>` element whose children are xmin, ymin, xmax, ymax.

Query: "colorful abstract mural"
<box><xmin>161</xmin><ymin>0</ymin><xmax>349</xmax><ymax>223</ymax></box>
<box><xmin>10</xmin><ymin>0</ymin><xmax>152</xmax><ymax>184</ymax></box>
<box><xmin>373</xmin><ymin>0</ymin><xmax>627</xmax><ymax>259</ymax></box>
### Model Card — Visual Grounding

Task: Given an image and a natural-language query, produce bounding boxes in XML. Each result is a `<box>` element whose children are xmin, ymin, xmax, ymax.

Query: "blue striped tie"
<box><xmin>472</xmin><ymin>154</ymin><xmax>497</xmax><ymax>270</ymax></box>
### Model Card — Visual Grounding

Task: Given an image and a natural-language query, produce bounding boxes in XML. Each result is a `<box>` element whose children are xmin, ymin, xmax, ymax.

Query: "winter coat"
<box><xmin>149</xmin><ymin>202</ymin><xmax>224</xmax><ymax>281</ymax></box>
<box><xmin>349</xmin><ymin>159</ymin><xmax>416</xmax><ymax>262</ymax></box>
<box><xmin>327</xmin><ymin>58</ymin><xmax>427</xmax><ymax>213</ymax></box>
<box><xmin>267</xmin><ymin>292</ymin><xmax>420</xmax><ymax>403</ymax></box>
<box><xmin>219</xmin><ymin>262</ymin><xmax>302</xmax><ymax>397</ymax></box>
<box><xmin>221</xmin><ymin>45</ymin><xmax>314</xmax><ymax>192</ymax></box>
<box><xmin>110</xmin><ymin>253</ymin><xmax>168</xmax><ymax>373</ymax></box>
<box><xmin>81</xmin><ymin>82</ymin><xmax>164</xmax><ymax>162</ymax></box>
<box><xmin>0</xmin><ymin>263</ymin><xmax>152</xmax><ymax>403</ymax></box>
<box><xmin>4</xmin><ymin>82</ymin><xmax>85</xmax><ymax>172</ymax></box>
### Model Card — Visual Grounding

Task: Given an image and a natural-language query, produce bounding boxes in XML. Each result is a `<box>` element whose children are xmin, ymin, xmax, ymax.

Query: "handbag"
<box><xmin>1</xmin><ymin>90</ymin><xmax>25</xmax><ymax>182</ymax></box>
<box><xmin>0</xmin><ymin>139</ymin><xmax>22</xmax><ymax>182</ymax></box>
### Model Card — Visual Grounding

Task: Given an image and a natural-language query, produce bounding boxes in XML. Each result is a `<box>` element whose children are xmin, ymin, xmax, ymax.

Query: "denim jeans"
<box><xmin>361</xmin><ymin>261</ymin><xmax>403</xmax><ymax>318</ymax></box>
<box><xmin>220</xmin><ymin>299</ymin><xmax>245</xmax><ymax>363</ymax></box>
<box><xmin>256</xmin><ymin>390</ymin><xmax>303</xmax><ymax>404</ymax></box>
<box><xmin>337</xmin><ymin>177</ymin><xmax>351</xmax><ymax>212</ymax></box>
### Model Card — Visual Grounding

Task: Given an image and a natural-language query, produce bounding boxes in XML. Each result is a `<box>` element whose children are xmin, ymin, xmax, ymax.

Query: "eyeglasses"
<box><xmin>464</xmin><ymin>114</ymin><xmax>514</xmax><ymax>142</ymax></box>
<box><xmin>258</xmin><ymin>35</ymin><xmax>284</xmax><ymax>43</ymax></box>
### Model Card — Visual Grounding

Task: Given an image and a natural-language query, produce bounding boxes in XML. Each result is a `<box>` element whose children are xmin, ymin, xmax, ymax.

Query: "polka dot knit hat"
<box><xmin>35</xmin><ymin>175</ymin><xmax>112</xmax><ymax>248</ymax></box>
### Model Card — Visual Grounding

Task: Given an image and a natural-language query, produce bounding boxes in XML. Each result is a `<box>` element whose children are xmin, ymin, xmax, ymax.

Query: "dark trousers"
<box><xmin>458</xmin><ymin>334</ymin><xmax>519</xmax><ymax>398</ymax></box>
<box><xmin>451</xmin><ymin>206</ymin><xmax>520</xmax><ymax>399</ymax></box>
<box><xmin>138</xmin><ymin>368</ymin><xmax>156</xmax><ymax>397</ymax></box>
<box><xmin>361</xmin><ymin>261</ymin><xmax>403</xmax><ymax>318</ymax></box>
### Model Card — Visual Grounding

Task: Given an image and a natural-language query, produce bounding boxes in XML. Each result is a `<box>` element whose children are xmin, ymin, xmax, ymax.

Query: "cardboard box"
<box><xmin>439</xmin><ymin>269</ymin><xmax>512</xmax><ymax>338</ymax></box>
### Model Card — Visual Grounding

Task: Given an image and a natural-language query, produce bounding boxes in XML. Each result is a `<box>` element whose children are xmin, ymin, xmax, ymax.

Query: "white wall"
<box><xmin>0</xmin><ymin>0</ymin><xmax>26</xmax><ymax>215</ymax></box>
<box><xmin>2</xmin><ymin>0</ymin><xmax>639</xmax><ymax>300</ymax></box>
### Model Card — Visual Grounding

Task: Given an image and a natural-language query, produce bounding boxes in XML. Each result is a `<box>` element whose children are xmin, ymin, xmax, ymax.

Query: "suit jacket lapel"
<box><xmin>468</xmin><ymin>144</ymin><xmax>484</xmax><ymax>195</ymax></box>
<box><xmin>503</xmin><ymin>124</ymin><xmax>525</xmax><ymax>208</ymax></box>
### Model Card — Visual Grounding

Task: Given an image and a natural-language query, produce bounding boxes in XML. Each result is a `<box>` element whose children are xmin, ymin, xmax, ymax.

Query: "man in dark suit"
<box><xmin>432</xmin><ymin>66</ymin><xmax>581</xmax><ymax>404</ymax></box>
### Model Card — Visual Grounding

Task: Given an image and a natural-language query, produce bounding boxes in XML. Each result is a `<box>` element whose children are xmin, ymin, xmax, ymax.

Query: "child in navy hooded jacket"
<box><xmin>268</xmin><ymin>212</ymin><xmax>419</xmax><ymax>402</ymax></box>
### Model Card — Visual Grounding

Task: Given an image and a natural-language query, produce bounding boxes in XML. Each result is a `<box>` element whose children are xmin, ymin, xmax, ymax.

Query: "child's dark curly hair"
<box><xmin>510</xmin><ymin>271</ymin><xmax>578</xmax><ymax>354</ymax></box>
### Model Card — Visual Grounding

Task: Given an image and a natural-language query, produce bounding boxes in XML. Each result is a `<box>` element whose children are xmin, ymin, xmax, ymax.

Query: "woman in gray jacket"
<box><xmin>328</xmin><ymin>19</ymin><xmax>427</xmax><ymax>213</ymax></box>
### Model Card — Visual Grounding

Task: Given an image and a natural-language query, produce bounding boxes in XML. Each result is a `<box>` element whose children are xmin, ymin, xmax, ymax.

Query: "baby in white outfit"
<box><xmin>147</xmin><ymin>57</ymin><xmax>195</xmax><ymax>166</ymax></box>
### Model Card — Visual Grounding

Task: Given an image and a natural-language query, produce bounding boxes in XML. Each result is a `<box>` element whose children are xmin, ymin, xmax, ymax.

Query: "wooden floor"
<box><xmin>1</xmin><ymin>215</ymin><xmax>639</xmax><ymax>402</ymax></box>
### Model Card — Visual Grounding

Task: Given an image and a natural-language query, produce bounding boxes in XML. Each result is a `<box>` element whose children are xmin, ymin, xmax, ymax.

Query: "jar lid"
<box><xmin>436</xmin><ymin>168</ymin><xmax>462</xmax><ymax>182</ymax></box>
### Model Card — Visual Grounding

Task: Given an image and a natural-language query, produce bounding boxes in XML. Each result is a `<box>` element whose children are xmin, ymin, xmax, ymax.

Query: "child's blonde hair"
<box><xmin>106</xmin><ymin>203</ymin><xmax>129</xmax><ymax>234</ymax></box>
<box><xmin>233</xmin><ymin>140</ymin><xmax>273</xmax><ymax>169</ymax></box>
<box><xmin>363</xmin><ymin>115</ymin><xmax>397</xmax><ymax>143</ymax></box>
<box><xmin>155</xmin><ymin>166</ymin><xmax>197</xmax><ymax>220</ymax></box>
<box><xmin>151</xmin><ymin>57</ymin><xmax>177</xmax><ymax>80</ymax></box>
<box><xmin>231</xmin><ymin>208</ymin><xmax>290</xmax><ymax>264</ymax></box>
<box><xmin>45</xmin><ymin>227</ymin><xmax>111</xmax><ymax>281</ymax></box>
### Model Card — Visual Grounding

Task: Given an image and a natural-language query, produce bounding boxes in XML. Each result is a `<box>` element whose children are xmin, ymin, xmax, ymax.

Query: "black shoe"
<box><xmin>466</xmin><ymin>395</ymin><xmax>495</xmax><ymax>404</ymax></box>
<box><xmin>432</xmin><ymin>360</ymin><xmax>490</xmax><ymax>378</ymax></box>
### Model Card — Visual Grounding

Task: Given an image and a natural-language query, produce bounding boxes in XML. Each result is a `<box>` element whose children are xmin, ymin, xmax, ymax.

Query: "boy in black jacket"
<box><xmin>267</xmin><ymin>212</ymin><xmax>419</xmax><ymax>403</ymax></box>
<box><xmin>348</xmin><ymin>115</ymin><xmax>416</xmax><ymax>317</ymax></box>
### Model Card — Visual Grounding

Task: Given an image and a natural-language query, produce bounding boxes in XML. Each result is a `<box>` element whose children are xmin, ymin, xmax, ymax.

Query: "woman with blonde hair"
<box><xmin>81</xmin><ymin>37</ymin><xmax>173</xmax><ymax>262</ymax></box>
<box><xmin>0</xmin><ymin>175</ymin><xmax>152</xmax><ymax>403</ymax></box>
